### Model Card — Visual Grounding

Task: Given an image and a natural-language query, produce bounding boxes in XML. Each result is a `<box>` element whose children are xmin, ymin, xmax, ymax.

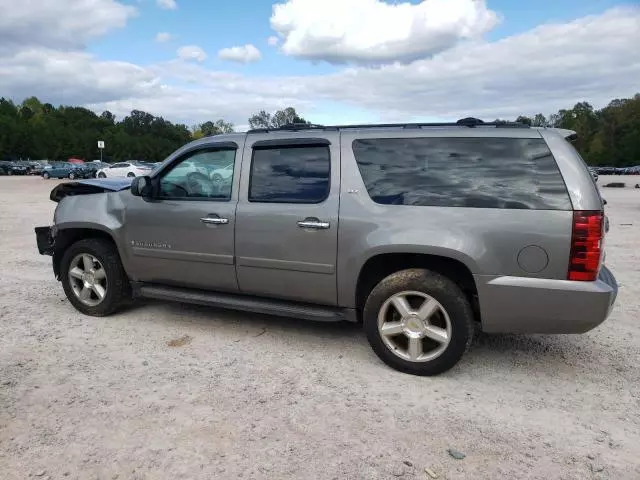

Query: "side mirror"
<box><xmin>131</xmin><ymin>176</ymin><xmax>153</xmax><ymax>197</ymax></box>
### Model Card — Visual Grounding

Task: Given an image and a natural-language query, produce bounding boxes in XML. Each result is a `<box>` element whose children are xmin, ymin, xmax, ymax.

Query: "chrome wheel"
<box><xmin>68</xmin><ymin>253</ymin><xmax>108</xmax><ymax>307</ymax></box>
<box><xmin>377</xmin><ymin>291</ymin><xmax>452</xmax><ymax>362</ymax></box>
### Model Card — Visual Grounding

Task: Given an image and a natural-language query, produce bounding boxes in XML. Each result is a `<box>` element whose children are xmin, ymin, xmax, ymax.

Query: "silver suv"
<box><xmin>35</xmin><ymin>118</ymin><xmax>618</xmax><ymax>375</ymax></box>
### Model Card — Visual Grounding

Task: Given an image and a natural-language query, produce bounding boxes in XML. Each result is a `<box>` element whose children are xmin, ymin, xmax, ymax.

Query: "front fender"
<box><xmin>53</xmin><ymin>191</ymin><xmax>131</xmax><ymax>274</ymax></box>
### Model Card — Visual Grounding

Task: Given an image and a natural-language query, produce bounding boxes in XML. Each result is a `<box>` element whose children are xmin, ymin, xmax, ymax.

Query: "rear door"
<box><xmin>235</xmin><ymin>132</ymin><xmax>340</xmax><ymax>305</ymax></box>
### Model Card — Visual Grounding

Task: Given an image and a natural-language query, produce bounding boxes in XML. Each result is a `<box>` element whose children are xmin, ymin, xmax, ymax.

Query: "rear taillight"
<box><xmin>568</xmin><ymin>210</ymin><xmax>603</xmax><ymax>281</ymax></box>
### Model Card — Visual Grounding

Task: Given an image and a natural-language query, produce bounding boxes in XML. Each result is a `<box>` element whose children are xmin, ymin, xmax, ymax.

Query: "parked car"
<box><xmin>96</xmin><ymin>161</ymin><xmax>154</xmax><ymax>179</ymax></box>
<box><xmin>35</xmin><ymin>118</ymin><xmax>618</xmax><ymax>376</ymax></box>
<box><xmin>42</xmin><ymin>162</ymin><xmax>85</xmax><ymax>180</ymax></box>
<box><xmin>625</xmin><ymin>165</ymin><xmax>640</xmax><ymax>175</ymax></box>
<box><xmin>27</xmin><ymin>161</ymin><xmax>46</xmax><ymax>176</ymax></box>
<box><xmin>80</xmin><ymin>161</ymin><xmax>109</xmax><ymax>178</ymax></box>
<box><xmin>1</xmin><ymin>162</ymin><xmax>30</xmax><ymax>175</ymax></box>
<box><xmin>0</xmin><ymin>161</ymin><xmax>10</xmax><ymax>175</ymax></box>
<box><xmin>588</xmin><ymin>167</ymin><xmax>598</xmax><ymax>182</ymax></box>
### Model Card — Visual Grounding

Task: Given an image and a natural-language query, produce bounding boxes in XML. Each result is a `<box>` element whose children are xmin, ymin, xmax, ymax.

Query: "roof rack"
<box><xmin>247</xmin><ymin>117</ymin><xmax>528</xmax><ymax>133</ymax></box>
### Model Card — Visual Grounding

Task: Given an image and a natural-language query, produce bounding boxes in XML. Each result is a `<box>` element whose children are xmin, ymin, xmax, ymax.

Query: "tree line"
<box><xmin>1</xmin><ymin>94</ymin><xmax>638</xmax><ymax>166</ymax></box>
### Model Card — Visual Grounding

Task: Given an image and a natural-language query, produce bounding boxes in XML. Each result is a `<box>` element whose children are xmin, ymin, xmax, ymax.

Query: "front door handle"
<box><xmin>200</xmin><ymin>216</ymin><xmax>229</xmax><ymax>225</ymax></box>
<box><xmin>297</xmin><ymin>218</ymin><xmax>330</xmax><ymax>230</ymax></box>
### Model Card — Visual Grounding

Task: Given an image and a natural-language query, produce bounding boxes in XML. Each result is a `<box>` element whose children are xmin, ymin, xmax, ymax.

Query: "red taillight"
<box><xmin>568</xmin><ymin>210</ymin><xmax>603</xmax><ymax>281</ymax></box>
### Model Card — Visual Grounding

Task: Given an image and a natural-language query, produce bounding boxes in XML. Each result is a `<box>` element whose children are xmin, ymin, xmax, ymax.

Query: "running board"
<box><xmin>135</xmin><ymin>283</ymin><xmax>356</xmax><ymax>323</ymax></box>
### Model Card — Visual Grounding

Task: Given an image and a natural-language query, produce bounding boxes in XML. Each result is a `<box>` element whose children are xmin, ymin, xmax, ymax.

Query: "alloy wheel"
<box><xmin>68</xmin><ymin>253</ymin><xmax>108</xmax><ymax>307</ymax></box>
<box><xmin>377</xmin><ymin>291</ymin><xmax>452</xmax><ymax>362</ymax></box>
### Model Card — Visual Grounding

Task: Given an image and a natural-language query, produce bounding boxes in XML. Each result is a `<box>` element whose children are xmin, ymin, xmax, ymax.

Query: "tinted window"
<box><xmin>160</xmin><ymin>148</ymin><xmax>236</xmax><ymax>201</ymax></box>
<box><xmin>352</xmin><ymin>137</ymin><xmax>571</xmax><ymax>210</ymax></box>
<box><xmin>249</xmin><ymin>146</ymin><xmax>330</xmax><ymax>203</ymax></box>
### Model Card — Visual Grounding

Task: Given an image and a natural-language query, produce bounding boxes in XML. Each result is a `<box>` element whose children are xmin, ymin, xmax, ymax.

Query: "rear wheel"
<box><xmin>363</xmin><ymin>268</ymin><xmax>473</xmax><ymax>376</ymax></box>
<box><xmin>127</xmin><ymin>172</ymin><xmax>136</xmax><ymax>178</ymax></box>
<box><xmin>69</xmin><ymin>172</ymin><xmax>76</xmax><ymax>180</ymax></box>
<box><xmin>98</xmin><ymin>172</ymin><xmax>106</xmax><ymax>178</ymax></box>
<box><xmin>60</xmin><ymin>238</ymin><xmax>131</xmax><ymax>316</ymax></box>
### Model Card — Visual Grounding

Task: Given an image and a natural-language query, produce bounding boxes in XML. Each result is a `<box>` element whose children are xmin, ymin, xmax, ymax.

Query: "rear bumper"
<box><xmin>475</xmin><ymin>266</ymin><xmax>618</xmax><ymax>334</ymax></box>
<box><xmin>35</xmin><ymin>226</ymin><xmax>55</xmax><ymax>256</ymax></box>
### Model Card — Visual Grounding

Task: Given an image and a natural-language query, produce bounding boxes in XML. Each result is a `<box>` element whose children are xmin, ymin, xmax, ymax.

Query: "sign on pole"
<box><xmin>98</xmin><ymin>140</ymin><xmax>105</xmax><ymax>162</ymax></box>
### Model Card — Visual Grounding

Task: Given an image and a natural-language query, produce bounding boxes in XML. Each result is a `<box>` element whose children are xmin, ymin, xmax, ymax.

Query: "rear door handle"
<box><xmin>200</xmin><ymin>216</ymin><xmax>229</xmax><ymax>225</ymax></box>
<box><xmin>297</xmin><ymin>218</ymin><xmax>330</xmax><ymax>230</ymax></box>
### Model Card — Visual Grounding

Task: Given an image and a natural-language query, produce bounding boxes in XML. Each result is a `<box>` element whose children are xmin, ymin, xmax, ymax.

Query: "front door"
<box><xmin>123</xmin><ymin>145</ymin><xmax>241</xmax><ymax>292</ymax></box>
<box><xmin>235</xmin><ymin>133</ymin><xmax>340</xmax><ymax>306</ymax></box>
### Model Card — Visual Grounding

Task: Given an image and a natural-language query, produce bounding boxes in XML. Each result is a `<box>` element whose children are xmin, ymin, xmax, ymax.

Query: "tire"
<box><xmin>69</xmin><ymin>172</ymin><xmax>76</xmax><ymax>180</ymax></box>
<box><xmin>98</xmin><ymin>172</ymin><xmax>106</xmax><ymax>178</ymax></box>
<box><xmin>60</xmin><ymin>238</ymin><xmax>131</xmax><ymax>316</ymax></box>
<box><xmin>7</xmin><ymin>170</ymin><xmax>13</xmax><ymax>176</ymax></box>
<box><xmin>42</xmin><ymin>172</ymin><xmax>50</xmax><ymax>179</ymax></box>
<box><xmin>127</xmin><ymin>172</ymin><xmax>136</xmax><ymax>178</ymax></box>
<box><xmin>363</xmin><ymin>268</ymin><xmax>474</xmax><ymax>376</ymax></box>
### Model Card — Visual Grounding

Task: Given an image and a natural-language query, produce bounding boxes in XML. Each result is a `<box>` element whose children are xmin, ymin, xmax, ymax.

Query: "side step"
<box><xmin>135</xmin><ymin>283</ymin><xmax>356</xmax><ymax>323</ymax></box>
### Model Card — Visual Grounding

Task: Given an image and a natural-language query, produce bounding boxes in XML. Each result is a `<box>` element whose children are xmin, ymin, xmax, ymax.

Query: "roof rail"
<box><xmin>247</xmin><ymin>117</ymin><xmax>528</xmax><ymax>133</ymax></box>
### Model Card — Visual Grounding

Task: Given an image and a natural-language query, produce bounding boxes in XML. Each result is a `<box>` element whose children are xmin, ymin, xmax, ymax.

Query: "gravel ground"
<box><xmin>1</xmin><ymin>176</ymin><xmax>639</xmax><ymax>480</ymax></box>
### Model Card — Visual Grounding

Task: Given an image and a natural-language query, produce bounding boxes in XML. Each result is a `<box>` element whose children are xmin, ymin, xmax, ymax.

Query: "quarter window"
<box><xmin>352</xmin><ymin>137</ymin><xmax>571</xmax><ymax>210</ymax></box>
<box><xmin>249</xmin><ymin>145</ymin><xmax>330</xmax><ymax>204</ymax></box>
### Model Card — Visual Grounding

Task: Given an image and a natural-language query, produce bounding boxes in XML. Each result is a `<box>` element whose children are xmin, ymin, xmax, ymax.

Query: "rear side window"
<box><xmin>249</xmin><ymin>146</ymin><xmax>330</xmax><ymax>203</ymax></box>
<box><xmin>352</xmin><ymin>137</ymin><xmax>571</xmax><ymax>210</ymax></box>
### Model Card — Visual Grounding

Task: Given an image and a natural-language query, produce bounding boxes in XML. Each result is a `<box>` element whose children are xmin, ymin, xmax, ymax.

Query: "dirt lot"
<box><xmin>1</xmin><ymin>176</ymin><xmax>639</xmax><ymax>480</ymax></box>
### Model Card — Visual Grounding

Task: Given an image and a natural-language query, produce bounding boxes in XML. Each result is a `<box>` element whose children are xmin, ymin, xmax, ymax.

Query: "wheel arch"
<box><xmin>355</xmin><ymin>252</ymin><xmax>479</xmax><ymax>319</ymax></box>
<box><xmin>52</xmin><ymin>226</ymin><xmax>119</xmax><ymax>279</ymax></box>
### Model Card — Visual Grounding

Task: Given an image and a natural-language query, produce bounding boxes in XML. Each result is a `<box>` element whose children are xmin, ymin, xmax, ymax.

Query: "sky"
<box><xmin>0</xmin><ymin>0</ymin><xmax>638</xmax><ymax>130</ymax></box>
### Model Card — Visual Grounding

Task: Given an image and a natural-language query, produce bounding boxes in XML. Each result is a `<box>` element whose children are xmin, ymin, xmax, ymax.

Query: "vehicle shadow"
<box><xmin>123</xmin><ymin>300</ymin><xmax>597</xmax><ymax>375</ymax></box>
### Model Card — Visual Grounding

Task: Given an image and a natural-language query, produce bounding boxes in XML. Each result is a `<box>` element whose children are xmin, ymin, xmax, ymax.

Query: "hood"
<box><xmin>50</xmin><ymin>178</ymin><xmax>132</xmax><ymax>202</ymax></box>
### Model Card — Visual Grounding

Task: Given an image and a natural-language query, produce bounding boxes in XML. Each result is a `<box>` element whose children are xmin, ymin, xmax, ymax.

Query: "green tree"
<box><xmin>248</xmin><ymin>107</ymin><xmax>309</xmax><ymax>129</ymax></box>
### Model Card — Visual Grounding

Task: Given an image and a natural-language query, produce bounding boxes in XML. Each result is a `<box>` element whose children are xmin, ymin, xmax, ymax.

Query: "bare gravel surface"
<box><xmin>1</xmin><ymin>176</ymin><xmax>639</xmax><ymax>479</ymax></box>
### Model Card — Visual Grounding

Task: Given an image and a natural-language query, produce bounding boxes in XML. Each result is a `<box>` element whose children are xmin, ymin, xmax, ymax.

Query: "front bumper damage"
<box><xmin>35</xmin><ymin>226</ymin><xmax>55</xmax><ymax>256</ymax></box>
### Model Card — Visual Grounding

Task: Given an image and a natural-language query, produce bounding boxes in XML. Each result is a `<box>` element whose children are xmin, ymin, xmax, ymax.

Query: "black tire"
<box><xmin>69</xmin><ymin>172</ymin><xmax>76</xmax><ymax>180</ymax></box>
<box><xmin>363</xmin><ymin>268</ymin><xmax>474</xmax><ymax>376</ymax></box>
<box><xmin>98</xmin><ymin>172</ymin><xmax>106</xmax><ymax>178</ymax></box>
<box><xmin>60</xmin><ymin>238</ymin><xmax>131</xmax><ymax>316</ymax></box>
<box><xmin>42</xmin><ymin>172</ymin><xmax>50</xmax><ymax>179</ymax></box>
<box><xmin>127</xmin><ymin>172</ymin><xmax>136</xmax><ymax>178</ymax></box>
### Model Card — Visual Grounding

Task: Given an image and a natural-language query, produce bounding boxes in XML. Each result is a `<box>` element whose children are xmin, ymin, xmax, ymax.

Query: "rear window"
<box><xmin>352</xmin><ymin>137</ymin><xmax>571</xmax><ymax>210</ymax></box>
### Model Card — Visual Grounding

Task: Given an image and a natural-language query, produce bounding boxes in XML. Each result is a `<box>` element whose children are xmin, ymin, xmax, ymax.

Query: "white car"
<box><xmin>96</xmin><ymin>161</ymin><xmax>154</xmax><ymax>179</ymax></box>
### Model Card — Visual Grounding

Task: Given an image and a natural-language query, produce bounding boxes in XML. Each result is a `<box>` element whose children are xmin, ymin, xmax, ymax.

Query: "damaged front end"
<box><xmin>49</xmin><ymin>178</ymin><xmax>132</xmax><ymax>202</ymax></box>
<box><xmin>35</xmin><ymin>178</ymin><xmax>131</xmax><ymax>271</ymax></box>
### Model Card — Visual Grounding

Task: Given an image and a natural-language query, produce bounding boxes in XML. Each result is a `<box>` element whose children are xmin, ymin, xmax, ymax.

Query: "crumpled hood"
<box><xmin>50</xmin><ymin>178</ymin><xmax>132</xmax><ymax>202</ymax></box>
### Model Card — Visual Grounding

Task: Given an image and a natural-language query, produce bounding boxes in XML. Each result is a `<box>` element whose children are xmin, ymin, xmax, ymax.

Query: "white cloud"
<box><xmin>267</xmin><ymin>36</ymin><xmax>279</xmax><ymax>47</ymax></box>
<box><xmin>270</xmin><ymin>0</ymin><xmax>499</xmax><ymax>65</ymax></box>
<box><xmin>0</xmin><ymin>0</ymin><xmax>136</xmax><ymax>52</ymax></box>
<box><xmin>177</xmin><ymin>45</ymin><xmax>207</xmax><ymax>62</ymax></box>
<box><xmin>157</xmin><ymin>0</ymin><xmax>177</xmax><ymax>10</ymax></box>
<box><xmin>218</xmin><ymin>44</ymin><xmax>262</xmax><ymax>64</ymax></box>
<box><xmin>155</xmin><ymin>32</ymin><xmax>174</xmax><ymax>43</ymax></box>
<box><xmin>1</xmin><ymin>6</ymin><xmax>639</xmax><ymax>128</ymax></box>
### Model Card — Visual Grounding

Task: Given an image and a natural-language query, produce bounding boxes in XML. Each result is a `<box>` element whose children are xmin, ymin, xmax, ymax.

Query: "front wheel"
<box><xmin>69</xmin><ymin>172</ymin><xmax>76</xmax><ymax>180</ymax></box>
<box><xmin>363</xmin><ymin>268</ymin><xmax>474</xmax><ymax>376</ymax></box>
<box><xmin>60</xmin><ymin>238</ymin><xmax>132</xmax><ymax>316</ymax></box>
<box><xmin>98</xmin><ymin>172</ymin><xmax>106</xmax><ymax>178</ymax></box>
<box><xmin>42</xmin><ymin>172</ymin><xmax>50</xmax><ymax>179</ymax></box>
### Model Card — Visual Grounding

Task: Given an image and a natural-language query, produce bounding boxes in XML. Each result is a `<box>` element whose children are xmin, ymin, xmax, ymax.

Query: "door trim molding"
<box><xmin>237</xmin><ymin>256</ymin><xmax>334</xmax><ymax>274</ymax></box>
<box><xmin>132</xmin><ymin>247</ymin><xmax>234</xmax><ymax>265</ymax></box>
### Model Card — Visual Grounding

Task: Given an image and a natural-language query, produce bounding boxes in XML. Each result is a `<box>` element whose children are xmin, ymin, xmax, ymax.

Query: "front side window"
<box><xmin>249</xmin><ymin>145</ymin><xmax>330</xmax><ymax>203</ymax></box>
<box><xmin>159</xmin><ymin>148</ymin><xmax>236</xmax><ymax>200</ymax></box>
<box><xmin>352</xmin><ymin>137</ymin><xmax>572</xmax><ymax>210</ymax></box>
